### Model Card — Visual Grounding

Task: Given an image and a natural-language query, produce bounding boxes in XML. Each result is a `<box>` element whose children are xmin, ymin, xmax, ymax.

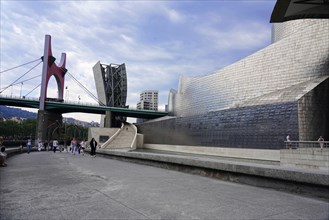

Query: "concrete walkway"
<box><xmin>1</xmin><ymin>152</ymin><xmax>328</xmax><ymax>220</ymax></box>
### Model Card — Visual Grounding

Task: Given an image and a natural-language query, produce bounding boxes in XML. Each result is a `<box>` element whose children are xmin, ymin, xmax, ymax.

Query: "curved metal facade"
<box><xmin>138</xmin><ymin>19</ymin><xmax>329</xmax><ymax>149</ymax></box>
<box><xmin>171</xmin><ymin>20</ymin><xmax>329</xmax><ymax>118</ymax></box>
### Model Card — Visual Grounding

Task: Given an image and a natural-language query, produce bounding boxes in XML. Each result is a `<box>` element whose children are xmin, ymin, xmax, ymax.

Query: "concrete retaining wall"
<box><xmin>95</xmin><ymin>149</ymin><xmax>329</xmax><ymax>200</ymax></box>
<box><xmin>281</xmin><ymin>148</ymin><xmax>329</xmax><ymax>170</ymax></box>
<box><xmin>142</xmin><ymin>144</ymin><xmax>280</xmax><ymax>162</ymax></box>
<box><xmin>88</xmin><ymin>127</ymin><xmax>118</xmax><ymax>144</ymax></box>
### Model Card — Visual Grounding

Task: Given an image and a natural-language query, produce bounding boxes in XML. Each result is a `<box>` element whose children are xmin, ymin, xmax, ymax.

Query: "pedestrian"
<box><xmin>90</xmin><ymin>138</ymin><xmax>97</xmax><ymax>157</ymax></box>
<box><xmin>58</xmin><ymin>140</ymin><xmax>63</xmax><ymax>153</ymax></box>
<box><xmin>0</xmin><ymin>146</ymin><xmax>7</xmax><ymax>167</ymax></box>
<box><xmin>318</xmin><ymin>136</ymin><xmax>324</xmax><ymax>150</ymax></box>
<box><xmin>53</xmin><ymin>139</ymin><xmax>58</xmax><ymax>153</ymax></box>
<box><xmin>38</xmin><ymin>140</ymin><xmax>43</xmax><ymax>151</ymax></box>
<box><xmin>80</xmin><ymin>140</ymin><xmax>86</xmax><ymax>156</ymax></box>
<box><xmin>66</xmin><ymin>139</ymin><xmax>70</xmax><ymax>153</ymax></box>
<box><xmin>27</xmin><ymin>138</ymin><xmax>32</xmax><ymax>154</ymax></box>
<box><xmin>71</xmin><ymin>137</ymin><xmax>77</xmax><ymax>155</ymax></box>
<box><xmin>20</xmin><ymin>140</ymin><xmax>26</xmax><ymax>153</ymax></box>
<box><xmin>286</xmin><ymin>134</ymin><xmax>292</xmax><ymax>149</ymax></box>
<box><xmin>43</xmin><ymin>142</ymin><xmax>48</xmax><ymax>151</ymax></box>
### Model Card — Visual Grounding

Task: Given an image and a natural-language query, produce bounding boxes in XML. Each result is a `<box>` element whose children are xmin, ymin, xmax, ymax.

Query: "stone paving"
<box><xmin>0</xmin><ymin>151</ymin><xmax>328</xmax><ymax>220</ymax></box>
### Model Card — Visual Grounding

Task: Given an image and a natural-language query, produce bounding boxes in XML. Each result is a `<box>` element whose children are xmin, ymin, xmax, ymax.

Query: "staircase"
<box><xmin>102</xmin><ymin>123</ymin><xmax>137</xmax><ymax>151</ymax></box>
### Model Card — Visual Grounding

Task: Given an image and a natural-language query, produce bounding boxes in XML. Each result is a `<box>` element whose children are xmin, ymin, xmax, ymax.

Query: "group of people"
<box><xmin>65</xmin><ymin>137</ymin><xmax>98</xmax><ymax>157</ymax></box>
<box><xmin>51</xmin><ymin>137</ymin><xmax>98</xmax><ymax>157</ymax></box>
<box><xmin>20</xmin><ymin>137</ymin><xmax>99</xmax><ymax>157</ymax></box>
<box><xmin>69</xmin><ymin>137</ymin><xmax>85</xmax><ymax>155</ymax></box>
<box><xmin>286</xmin><ymin>134</ymin><xmax>325</xmax><ymax>150</ymax></box>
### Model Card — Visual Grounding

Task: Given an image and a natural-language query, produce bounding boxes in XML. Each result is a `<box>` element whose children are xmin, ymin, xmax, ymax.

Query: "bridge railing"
<box><xmin>0</xmin><ymin>94</ymin><xmax>39</xmax><ymax>101</ymax></box>
<box><xmin>0</xmin><ymin>94</ymin><xmax>167</xmax><ymax>113</ymax></box>
<box><xmin>284</xmin><ymin>141</ymin><xmax>329</xmax><ymax>149</ymax></box>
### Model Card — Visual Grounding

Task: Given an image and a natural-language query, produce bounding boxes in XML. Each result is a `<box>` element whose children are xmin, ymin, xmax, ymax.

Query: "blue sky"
<box><xmin>0</xmin><ymin>0</ymin><xmax>276</xmax><ymax>123</ymax></box>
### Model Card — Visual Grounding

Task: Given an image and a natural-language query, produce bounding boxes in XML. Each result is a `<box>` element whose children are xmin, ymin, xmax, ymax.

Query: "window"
<box><xmin>99</xmin><ymin>136</ymin><xmax>109</xmax><ymax>143</ymax></box>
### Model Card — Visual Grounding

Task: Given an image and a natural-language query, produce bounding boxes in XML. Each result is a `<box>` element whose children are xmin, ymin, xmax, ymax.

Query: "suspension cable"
<box><xmin>1</xmin><ymin>58</ymin><xmax>104</xmax><ymax>106</ymax></box>
<box><xmin>0</xmin><ymin>58</ymin><xmax>41</xmax><ymax>74</ymax></box>
<box><xmin>66</xmin><ymin>71</ymin><xmax>105</xmax><ymax>106</ymax></box>
<box><xmin>0</xmin><ymin>60</ymin><xmax>42</xmax><ymax>94</ymax></box>
<box><xmin>11</xmin><ymin>74</ymin><xmax>41</xmax><ymax>87</ymax></box>
<box><xmin>68</xmin><ymin>72</ymin><xmax>105</xmax><ymax>105</ymax></box>
<box><xmin>24</xmin><ymin>83</ymin><xmax>41</xmax><ymax>97</ymax></box>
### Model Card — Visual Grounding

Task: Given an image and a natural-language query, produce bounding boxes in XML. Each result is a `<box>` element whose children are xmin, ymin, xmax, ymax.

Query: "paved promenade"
<box><xmin>1</xmin><ymin>151</ymin><xmax>328</xmax><ymax>220</ymax></box>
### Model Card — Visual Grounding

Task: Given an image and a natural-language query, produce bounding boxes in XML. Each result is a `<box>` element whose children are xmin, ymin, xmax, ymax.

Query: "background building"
<box><xmin>137</xmin><ymin>90</ymin><xmax>158</xmax><ymax>123</ymax></box>
<box><xmin>137</xmin><ymin>19</ymin><xmax>329</xmax><ymax>149</ymax></box>
<box><xmin>137</xmin><ymin>90</ymin><xmax>158</xmax><ymax>111</ymax></box>
<box><xmin>93</xmin><ymin>61</ymin><xmax>127</xmax><ymax>127</ymax></box>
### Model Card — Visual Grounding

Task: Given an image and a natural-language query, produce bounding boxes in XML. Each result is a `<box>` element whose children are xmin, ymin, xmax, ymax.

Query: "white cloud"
<box><xmin>13</xmin><ymin>24</ymin><xmax>23</xmax><ymax>35</ymax></box>
<box><xmin>1</xmin><ymin>1</ymin><xmax>274</xmax><ymax>123</ymax></box>
<box><xmin>196</xmin><ymin>21</ymin><xmax>271</xmax><ymax>51</ymax></box>
<box><xmin>166</xmin><ymin>8</ymin><xmax>185</xmax><ymax>23</ymax></box>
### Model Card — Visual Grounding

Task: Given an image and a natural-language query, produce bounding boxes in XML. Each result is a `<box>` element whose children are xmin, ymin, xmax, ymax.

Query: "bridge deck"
<box><xmin>1</xmin><ymin>151</ymin><xmax>328</xmax><ymax>219</ymax></box>
<box><xmin>0</xmin><ymin>96</ymin><xmax>168</xmax><ymax>119</ymax></box>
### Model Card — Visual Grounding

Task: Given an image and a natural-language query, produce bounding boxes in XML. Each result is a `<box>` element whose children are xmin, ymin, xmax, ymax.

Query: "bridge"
<box><xmin>0</xmin><ymin>95</ymin><xmax>168</xmax><ymax>119</ymax></box>
<box><xmin>0</xmin><ymin>35</ymin><xmax>168</xmax><ymax>142</ymax></box>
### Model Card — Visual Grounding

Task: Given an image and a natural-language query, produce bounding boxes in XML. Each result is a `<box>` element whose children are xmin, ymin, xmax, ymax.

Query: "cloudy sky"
<box><xmin>0</xmin><ymin>0</ymin><xmax>276</xmax><ymax>123</ymax></box>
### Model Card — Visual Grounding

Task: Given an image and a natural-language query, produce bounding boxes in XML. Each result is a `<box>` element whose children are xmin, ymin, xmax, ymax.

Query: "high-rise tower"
<box><xmin>93</xmin><ymin>61</ymin><xmax>127</xmax><ymax>127</ymax></box>
<box><xmin>136</xmin><ymin>90</ymin><xmax>158</xmax><ymax>123</ymax></box>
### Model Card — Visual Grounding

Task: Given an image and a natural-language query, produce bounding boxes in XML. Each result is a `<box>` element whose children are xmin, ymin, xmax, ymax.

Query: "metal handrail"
<box><xmin>0</xmin><ymin>94</ymin><xmax>167</xmax><ymax>113</ymax></box>
<box><xmin>284</xmin><ymin>140</ymin><xmax>329</xmax><ymax>149</ymax></box>
<box><xmin>130</xmin><ymin>123</ymin><xmax>138</xmax><ymax>150</ymax></box>
<box><xmin>99</xmin><ymin>123</ymin><xmax>124</xmax><ymax>149</ymax></box>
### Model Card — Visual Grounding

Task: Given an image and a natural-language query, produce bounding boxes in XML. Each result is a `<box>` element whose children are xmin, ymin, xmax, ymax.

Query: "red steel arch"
<box><xmin>39</xmin><ymin>35</ymin><xmax>67</xmax><ymax>110</ymax></box>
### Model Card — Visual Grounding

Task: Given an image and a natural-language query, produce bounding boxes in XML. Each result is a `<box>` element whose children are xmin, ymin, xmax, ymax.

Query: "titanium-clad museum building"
<box><xmin>137</xmin><ymin>19</ymin><xmax>329</xmax><ymax>149</ymax></box>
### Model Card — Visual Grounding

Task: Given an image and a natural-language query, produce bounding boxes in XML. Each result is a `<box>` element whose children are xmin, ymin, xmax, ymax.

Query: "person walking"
<box><xmin>53</xmin><ymin>139</ymin><xmax>58</xmax><ymax>153</ymax></box>
<box><xmin>66</xmin><ymin>139</ymin><xmax>70</xmax><ymax>153</ymax></box>
<box><xmin>80</xmin><ymin>140</ymin><xmax>86</xmax><ymax>156</ymax></box>
<box><xmin>20</xmin><ymin>140</ymin><xmax>26</xmax><ymax>153</ymax></box>
<box><xmin>318</xmin><ymin>136</ymin><xmax>324</xmax><ymax>150</ymax></box>
<box><xmin>71</xmin><ymin>137</ymin><xmax>77</xmax><ymax>155</ymax></box>
<box><xmin>77</xmin><ymin>142</ymin><xmax>81</xmax><ymax>155</ymax></box>
<box><xmin>0</xmin><ymin>146</ymin><xmax>7</xmax><ymax>167</ymax></box>
<box><xmin>90</xmin><ymin>138</ymin><xmax>97</xmax><ymax>157</ymax></box>
<box><xmin>27</xmin><ymin>138</ymin><xmax>32</xmax><ymax>154</ymax></box>
<box><xmin>286</xmin><ymin>134</ymin><xmax>292</xmax><ymax>149</ymax></box>
<box><xmin>38</xmin><ymin>139</ymin><xmax>43</xmax><ymax>151</ymax></box>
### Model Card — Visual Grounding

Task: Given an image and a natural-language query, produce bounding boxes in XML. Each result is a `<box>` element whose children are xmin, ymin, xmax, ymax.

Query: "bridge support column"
<box><xmin>104</xmin><ymin>111</ymin><xmax>112</xmax><ymax>128</ymax></box>
<box><xmin>104</xmin><ymin>111</ymin><xmax>123</xmax><ymax>128</ymax></box>
<box><xmin>36</xmin><ymin>110</ymin><xmax>62</xmax><ymax>143</ymax></box>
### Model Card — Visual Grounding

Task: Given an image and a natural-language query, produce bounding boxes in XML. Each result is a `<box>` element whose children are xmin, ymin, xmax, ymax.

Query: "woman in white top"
<box><xmin>53</xmin><ymin>139</ymin><xmax>58</xmax><ymax>153</ymax></box>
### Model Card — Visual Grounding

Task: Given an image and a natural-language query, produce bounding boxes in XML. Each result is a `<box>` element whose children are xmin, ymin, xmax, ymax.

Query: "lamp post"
<box><xmin>20</xmin><ymin>82</ymin><xmax>23</xmax><ymax>98</ymax></box>
<box><xmin>65</xmin><ymin>86</ymin><xmax>69</xmax><ymax>101</ymax></box>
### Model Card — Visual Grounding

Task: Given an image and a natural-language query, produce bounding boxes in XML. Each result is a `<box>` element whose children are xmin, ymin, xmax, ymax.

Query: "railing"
<box><xmin>0</xmin><ymin>94</ymin><xmax>39</xmax><ymax>101</ymax></box>
<box><xmin>130</xmin><ymin>123</ymin><xmax>138</xmax><ymax>150</ymax></box>
<box><xmin>0</xmin><ymin>94</ymin><xmax>168</xmax><ymax>113</ymax></box>
<box><xmin>99</xmin><ymin>123</ymin><xmax>124</xmax><ymax>149</ymax></box>
<box><xmin>284</xmin><ymin>141</ymin><xmax>329</xmax><ymax>149</ymax></box>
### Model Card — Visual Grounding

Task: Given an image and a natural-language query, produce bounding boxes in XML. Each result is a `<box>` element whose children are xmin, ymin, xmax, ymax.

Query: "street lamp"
<box><xmin>65</xmin><ymin>86</ymin><xmax>69</xmax><ymax>101</ymax></box>
<box><xmin>20</xmin><ymin>82</ymin><xmax>23</xmax><ymax>98</ymax></box>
